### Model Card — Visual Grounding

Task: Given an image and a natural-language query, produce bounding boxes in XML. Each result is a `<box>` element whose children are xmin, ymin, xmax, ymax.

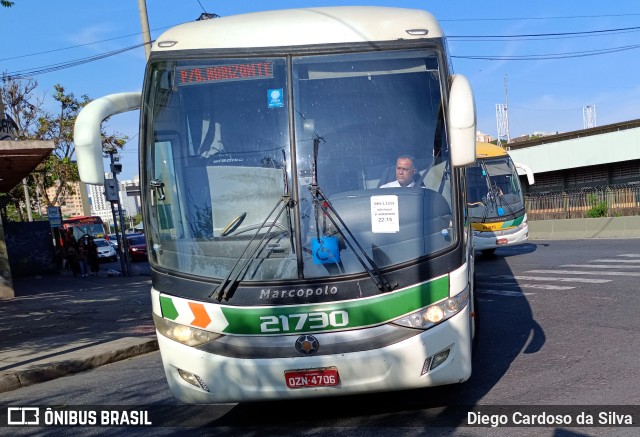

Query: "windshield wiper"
<box><xmin>212</xmin><ymin>153</ymin><xmax>295</xmax><ymax>302</ymax></box>
<box><xmin>494</xmin><ymin>189</ymin><xmax>516</xmax><ymax>216</ymax></box>
<box><xmin>211</xmin><ymin>196</ymin><xmax>291</xmax><ymax>301</ymax></box>
<box><xmin>309</xmin><ymin>186</ymin><xmax>396</xmax><ymax>293</ymax></box>
<box><xmin>478</xmin><ymin>161</ymin><xmax>495</xmax><ymax>223</ymax></box>
<box><xmin>478</xmin><ymin>161</ymin><xmax>516</xmax><ymax>219</ymax></box>
<box><xmin>308</xmin><ymin>135</ymin><xmax>396</xmax><ymax>293</ymax></box>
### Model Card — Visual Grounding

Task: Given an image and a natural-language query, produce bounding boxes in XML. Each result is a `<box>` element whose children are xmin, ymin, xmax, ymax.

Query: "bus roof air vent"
<box><xmin>406</xmin><ymin>29</ymin><xmax>428</xmax><ymax>36</ymax></box>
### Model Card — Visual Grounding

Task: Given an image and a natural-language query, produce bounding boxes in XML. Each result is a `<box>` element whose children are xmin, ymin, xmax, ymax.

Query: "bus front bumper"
<box><xmin>473</xmin><ymin>223</ymin><xmax>528</xmax><ymax>251</ymax></box>
<box><xmin>157</xmin><ymin>306</ymin><xmax>472</xmax><ymax>403</ymax></box>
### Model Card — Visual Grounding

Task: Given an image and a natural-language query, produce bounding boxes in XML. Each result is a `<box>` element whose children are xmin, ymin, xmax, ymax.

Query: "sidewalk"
<box><xmin>0</xmin><ymin>269</ymin><xmax>158</xmax><ymax>393</ymax></box>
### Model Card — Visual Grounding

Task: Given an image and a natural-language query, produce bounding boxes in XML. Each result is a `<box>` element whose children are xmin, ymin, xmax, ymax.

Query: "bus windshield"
<box><xmin>62</xmin><ymin>217</ymin><xmax>107</xmax><ymax>241</ymax></box>
<box><xmin>143</xmin><ymin>49</ymin><xmax>454</xmax><ymax>282</ymax></box>
<box><xmin>466</xmin><ymin>156</ymin><xmax>525</xmax><ymax>221</ymax></box>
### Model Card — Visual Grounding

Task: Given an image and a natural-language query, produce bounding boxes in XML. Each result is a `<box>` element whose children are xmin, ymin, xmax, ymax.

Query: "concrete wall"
<box><xmin>4</xmin><ymin>221</ymin><xmax>57</xmax><ymax>277</ymax></box>
<box><xmin>0</xmin><ymin>217</ymin><xmax>14</xmax><ymax>299</ymax></box>
<box><xmin>529</xmin><ymin>216</ymin><xmax>640</xmax><ymax>240</ymax></box>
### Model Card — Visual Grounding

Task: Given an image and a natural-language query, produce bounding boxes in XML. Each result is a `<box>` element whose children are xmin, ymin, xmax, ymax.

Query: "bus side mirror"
<box><xmin>515</xmin><ymin>162</ymin><xmax>535</xmax><ymax>185</ymax></box>
<box><xmin>448</xmin><ymin>75</ymin><xmax>476</xmax><ymax>167</ymax></box>
<box><xmin>74</xmin><ymin>92</ymin><xmax>141</xmax><ymax>185</ymax></box>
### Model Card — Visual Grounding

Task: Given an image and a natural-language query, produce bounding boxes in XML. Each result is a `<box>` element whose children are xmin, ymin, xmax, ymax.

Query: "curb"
<box><xmin>0</xmin><ymin>337</ymin><xmax>159</xmax><ymax>394</ymax></box>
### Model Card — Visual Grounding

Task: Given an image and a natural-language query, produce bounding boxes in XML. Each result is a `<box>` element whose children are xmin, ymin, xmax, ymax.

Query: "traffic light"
<box><xmin>110</xmin><ymin>162</ymin><xmax>122</xmax><ymax>174</ymax></box>
<box><xmin>110</xmin><ymin>154</ymin><xmax>122</xmax><ymax>174</ymax></box>
<box><xmin>104</xmin><ymin>178</ymin><xmax>119</xmax><ymax>202</ymax></box>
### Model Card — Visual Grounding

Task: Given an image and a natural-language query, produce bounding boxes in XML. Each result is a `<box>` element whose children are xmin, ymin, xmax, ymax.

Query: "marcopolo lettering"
<box><xmin>260</xmin><ymin>285</ymin><xmax>338</xmax><ymax>300</ymax></box>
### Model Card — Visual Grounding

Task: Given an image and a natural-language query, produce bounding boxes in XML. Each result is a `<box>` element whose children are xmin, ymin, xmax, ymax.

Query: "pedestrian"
<box><xmin>87</xmin><ymin>237</ymin><xmax>100</xmax><ymax>276</ymax></box>
<box><xmin>77</xmin><ymin>239</ymin><xmax>89</xmax><ymax>277</ymax></box>
<box><xmin>67</xmin><ymin>244</ymin><xmax>80</xmax><ymax>277</ymax></box>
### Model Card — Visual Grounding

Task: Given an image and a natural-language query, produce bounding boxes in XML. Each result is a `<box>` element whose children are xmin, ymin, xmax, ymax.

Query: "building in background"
<box><xmin>88</xmin><ymin>174</ymin><xmax>141</xmax><ymax>231</ymax></box>
<box><xmin>476</xmin><ymin>131</ymin><xmax>494</xmax><ymax>143</ymax></box>
<box><xmin>43</xmin><ymin>180</ymin><xmax>91</xmax><ymax>218</ymax></box>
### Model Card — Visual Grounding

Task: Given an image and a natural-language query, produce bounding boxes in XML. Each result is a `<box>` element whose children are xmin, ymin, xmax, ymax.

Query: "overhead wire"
<box><xmin>0</xmin><ymin>27</ymin><xmax>170</xmax><ymax>62</ymax></box>
<box><xmin>4</xmin><ymin>14</ymin><xmax>640</xmax><ymax>79</ymax></box>
<box><xmin>452</xmin><ymin>43</ymin><xmax>640</xmax><ymax>61</ymax></box>
<box><xmin>4</xmin><ymin>42</ymin><xmax>152</xmax><ymax>80</ymax></box>
<box><xmin>440</xmin><ymin>13</ymin><xmax>640</xmax><ymax>22</ymax></box>
<box><xmin>448</xmin><ymin>25</ymin><xmax>640</xmax><ymax>40</ymax></box>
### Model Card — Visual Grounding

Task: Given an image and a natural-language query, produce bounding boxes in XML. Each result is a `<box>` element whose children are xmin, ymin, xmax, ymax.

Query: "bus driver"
<box><xmin>380</xmin><ymin>155</ymin><xmax>418</xmax><ymax>188</ymax></box>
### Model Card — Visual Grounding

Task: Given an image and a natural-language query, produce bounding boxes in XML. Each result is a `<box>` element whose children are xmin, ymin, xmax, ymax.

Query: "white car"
<box><xmin>94</xmin><ymin>238</ymin><xmax>117</xmax><ymax>262</ymax></box>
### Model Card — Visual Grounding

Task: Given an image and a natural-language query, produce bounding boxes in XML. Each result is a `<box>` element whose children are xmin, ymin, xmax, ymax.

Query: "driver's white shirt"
<box><xmin>380</xmin><ymin>180</ymin><xmax>415</xmax><ymax>188</ymax></box>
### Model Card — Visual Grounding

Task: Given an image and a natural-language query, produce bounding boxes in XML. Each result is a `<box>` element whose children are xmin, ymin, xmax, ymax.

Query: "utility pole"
<box><xmin>504</xmin><ymin>74</ymin><xmax>510</xmax><ymax>144</ymax></box>
<box><xmin>495</xmin><ymin>74</ymin><xmax>511</xmax><ymax>147</ymax></box>
<box><xmin>104</xmin><ymin>150</ymin><xmax>132</xmax><ymax>276</ymax></box>
<box><xmin>22</xmin><ymin>178</ymin><xmax>33</xmax><ymax>221</ymax></box>
<box><xmin>138</xmin><ymin>0</ymin><xmax>152</xmax><ymax>60</ymax></box>
<box><xmin>583</xmin><ymin>105</ymin><xmax>597</xmax><ymax>129</ymax></box>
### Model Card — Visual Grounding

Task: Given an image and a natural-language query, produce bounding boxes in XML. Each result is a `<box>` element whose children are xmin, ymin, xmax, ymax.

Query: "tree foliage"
<box><xmin>0</xmin><ymin>77</ymin><xmax>127</xmax><ymax>221</ymax></box>
<box><xmin>1</xmin><ymin>1</ymin><xmax>15</xmax><ymax>8</ymax></box>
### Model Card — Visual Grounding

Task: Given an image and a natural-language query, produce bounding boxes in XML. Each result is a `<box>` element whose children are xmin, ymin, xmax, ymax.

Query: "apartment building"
<box><xmin>44</xmin><ymin>180</ymin><xmax>91</xmax><ymax>218</ymax></box>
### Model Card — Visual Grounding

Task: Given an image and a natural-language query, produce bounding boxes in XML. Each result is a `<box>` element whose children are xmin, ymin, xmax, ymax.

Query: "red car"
<box><xmin>125</xmin><ymin>234</ymin><xmax>148</xmax><ymax>262</ymax></box>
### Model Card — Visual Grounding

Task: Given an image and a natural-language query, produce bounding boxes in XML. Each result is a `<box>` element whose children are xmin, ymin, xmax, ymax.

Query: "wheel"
<box><xmin>481</xmin><ymin>248</ymin><xmax>496</xmax><ymax>256</ymax></box>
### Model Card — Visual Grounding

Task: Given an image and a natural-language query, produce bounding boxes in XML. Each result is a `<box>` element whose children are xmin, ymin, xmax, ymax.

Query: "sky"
<box><xmin>2</xmin><ymin>0</ymin><xmax>640</xmax><ymax>181</ymax></box>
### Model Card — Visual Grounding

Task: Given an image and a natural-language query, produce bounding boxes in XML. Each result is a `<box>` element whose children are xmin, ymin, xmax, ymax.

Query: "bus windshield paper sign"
<box><xmin>371</xmin><ymin>195</ymin><xmax>399</xmax><ymax>233</ymax></box>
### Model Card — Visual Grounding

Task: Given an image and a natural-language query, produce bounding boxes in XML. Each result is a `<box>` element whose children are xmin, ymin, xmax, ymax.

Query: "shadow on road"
<box><xmin>209</xmin><ymin>245</ymin><xmax>546</xmax><ymax>429</ymax></box>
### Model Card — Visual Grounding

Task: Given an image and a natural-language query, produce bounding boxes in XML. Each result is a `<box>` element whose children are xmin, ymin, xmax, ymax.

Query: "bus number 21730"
<box><xmin>259</xmin><ymin>311</ymin><xmax>349</xmax><ymax>333</ymax></box>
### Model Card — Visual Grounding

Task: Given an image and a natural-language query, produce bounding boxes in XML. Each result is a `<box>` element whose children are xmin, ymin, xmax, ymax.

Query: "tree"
<box><xmin>0</xmin><ymin>78</ymin><xmax>127</xmax><ymax>221</ymax></box>
<box><xmin>1</xmin><ymin>1</ymin><xmax>15</xmax><ymax>7</ymax></box>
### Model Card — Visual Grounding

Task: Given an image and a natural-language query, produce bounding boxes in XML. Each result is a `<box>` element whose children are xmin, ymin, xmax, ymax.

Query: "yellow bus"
<box><xmin>466</xmin><ymin>142</ymin><xmax>534</xmax><ymax>255</ymax></box>
<box><xmin>75</xmin><ymin>6</ymin><xmax>478</xmax><ymax>403</ymax></box>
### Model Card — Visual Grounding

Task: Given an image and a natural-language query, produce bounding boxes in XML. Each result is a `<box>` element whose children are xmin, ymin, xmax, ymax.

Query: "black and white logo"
<box><xmin>295</xmin><ymin>335</ymin><xmax>319</xmax><ymax>356</ymax></box>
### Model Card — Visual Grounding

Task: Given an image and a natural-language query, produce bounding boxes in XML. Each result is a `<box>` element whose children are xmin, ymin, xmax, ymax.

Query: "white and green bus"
<box><xmin>467</xmin><ymin>142</ymin><xmax>535</xmax><ymax>255</ymax></box>
<box><xmin>74</xmin><ymin>6</ymin><xmax>478</xmax><ymax>403</ymax></box>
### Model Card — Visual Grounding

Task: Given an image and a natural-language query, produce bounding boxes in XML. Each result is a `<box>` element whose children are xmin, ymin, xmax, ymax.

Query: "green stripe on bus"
<box><xmin>220</xmin><ymin>276</ymin><xmax>449</xmax><ymax>335</ymax></box>
<box><xmin>501</xmin><ymin>214</ymin><xmax>524</xmax><ymax>228</ymax></box>
<box><xmin>160</xmin><ymin>295</ymin><xmax>179</xmax><ymax>320</ymax></box>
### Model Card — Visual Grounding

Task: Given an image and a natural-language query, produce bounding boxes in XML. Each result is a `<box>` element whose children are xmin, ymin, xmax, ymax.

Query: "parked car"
<box><xmin>108</xmin><ymin>234</ymin><xmax>119</xmax><ymax>250</ymax></box>
<box><xmin>125</xmin><ymin>234</ymin><xmax>147</xmax><ymax>262</ymax></box>
<box><xmin>94</xmin><ymin>238</ymin><xmax>118</xmax><ymax>262</ymax></box>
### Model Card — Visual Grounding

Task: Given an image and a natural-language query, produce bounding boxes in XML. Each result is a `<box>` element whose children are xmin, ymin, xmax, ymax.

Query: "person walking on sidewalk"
<box><xmin>77</xmin><ymin>239</ymin><xmax>89</xmax><ymax>277</ymax></box>
<box><xmin>67</xmin><ymin>244</ymin><xmax>80</xmax><ymax>277</ymax></box>
<box><xmin>87</xmin><ymin>237</ymin><xmax>100</xmax><ymax>276</ymax></box>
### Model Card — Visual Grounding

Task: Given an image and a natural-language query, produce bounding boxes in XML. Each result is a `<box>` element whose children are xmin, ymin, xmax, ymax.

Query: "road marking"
<box><xmin>618</xmin><ymin>254</ymin><xmax>640</xmax><ymax>258</ymax></box>
<box><xmin>519</xmin><ymin>283</ymin><xmax>574</xmax><ymax>290</ymax></box>
<box><xmin>490</xmin><ymin>275</ymin><xmax>611</xmax><ymax>283</ymax></box>
<box><xmin>592</xmin><ymin>259</ymin><xmax>640</xmax><ymax>263</ymax></box>
<box><xmin>527</xmin><ymin>269</ymin><xmax>640</xmax><ymax>277</ymax></box>
<box><xmin>478</xmin><ymin>289</ymin><xmax>535</xmax><ymax>296</ymax></box>
<box><xmin>479</xmin><ymin>281</ymin><xmax>574</xmax><ymax>290</ymax></box>
<box><xmin>560</xmin><ymin>264</ymin><xmax>640</xmax><ymax>269</ymax></box>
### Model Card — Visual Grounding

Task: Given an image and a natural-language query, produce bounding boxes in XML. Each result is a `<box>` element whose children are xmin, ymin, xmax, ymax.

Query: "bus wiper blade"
<box><xmin>495</xmin><ymin>191</ymin><xmax>516</xmax><ymax>216</ymax></box>
<box><xmin>309</xmin><ymin>185</ymin><xmax>396</xmax><ymax>293</ymax></box>
<box><xmin>211</xmin><ymin>196</ymin><xmax>291</xmax><ymax>301</ymax></box>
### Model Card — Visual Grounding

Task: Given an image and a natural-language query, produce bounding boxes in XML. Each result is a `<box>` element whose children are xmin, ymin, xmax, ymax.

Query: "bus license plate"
<box><xmin>496</xmin><ymin>238</ymin><xmax>508</xmax><ymax>245</ymax></box>
<box><xmin>285</xmin><ymin>367</ymin><xmax>340</xmax><ymax>389</ymax></box>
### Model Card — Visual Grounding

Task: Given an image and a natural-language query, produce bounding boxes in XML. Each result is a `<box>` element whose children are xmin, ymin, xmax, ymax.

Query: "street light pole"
<box><xmin>138</xmin><ymin>0</ymin><xmax>151</xmax><ymax>60</ymax></box>
<box><xmin>104</xmin><ymin>150</ymin><xmax>132</xmax><ymax>277</ymax></box>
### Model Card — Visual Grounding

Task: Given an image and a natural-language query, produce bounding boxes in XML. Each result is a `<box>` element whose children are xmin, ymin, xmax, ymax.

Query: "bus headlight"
<box><xmin>153</xmin><ymin>313</ymin><xmax>221</xmax><ymax>346</ymax></box>
<box><xmin>392</xmin><ymin>290</ymin><xmax>469</xmax><ymax>329</ymax></box>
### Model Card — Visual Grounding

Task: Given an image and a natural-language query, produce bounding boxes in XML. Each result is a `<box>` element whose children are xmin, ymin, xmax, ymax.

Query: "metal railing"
<box><xmin>525</xmin><ymin>184</ymin><xmax>640</xmax><ymax>220</ymax></box>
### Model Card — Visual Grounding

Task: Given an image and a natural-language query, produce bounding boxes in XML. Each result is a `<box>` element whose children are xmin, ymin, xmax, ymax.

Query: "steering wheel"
<box><xmin>228</xmin><ymin>221</ymin><xmax>288</xmax><ymax>236</ymax></box>
<box><xmin>221</xmin><ymin>212</ymin><xmax>247</xmax><ymax>237</ymax></box>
